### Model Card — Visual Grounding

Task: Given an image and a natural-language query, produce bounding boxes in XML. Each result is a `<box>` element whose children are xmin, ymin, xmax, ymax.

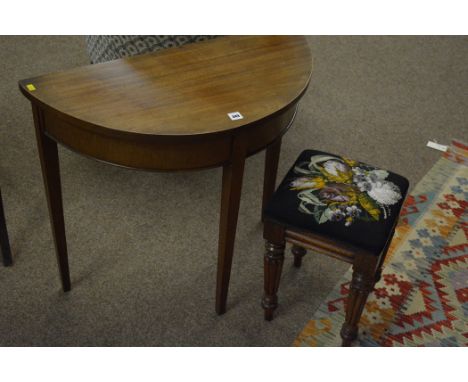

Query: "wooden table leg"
<box><xmin>0</xmin><ymin>188</ymin><xmax>13</xmax><ymax>266</ymax></box>
<box><xmin>32</xmin><ymin>106</ymin><xmax>71</xmax><ymax>292</ymax></box>
<box><xmin>261</xmin><ymin>137</ymin><xmax>282</xmax><ymax>220</ymax></box>
<box><xmin>215</xmin><ymin>138</ymin><xmax>246</xmax><ymax>315</ymax></box>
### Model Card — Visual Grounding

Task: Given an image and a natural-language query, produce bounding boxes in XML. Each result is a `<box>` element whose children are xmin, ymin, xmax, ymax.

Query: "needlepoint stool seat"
<box><xmin>261</xmin><ymin>149</ymin><xmax>409</xmax><ymax>346</ymax></box>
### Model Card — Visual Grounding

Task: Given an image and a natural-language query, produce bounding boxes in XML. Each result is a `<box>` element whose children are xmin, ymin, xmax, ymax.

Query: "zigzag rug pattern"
<box><xmin>294</xmin><ymin>140</ymin><xmax>468</xmax><ymax>347</ymax></box>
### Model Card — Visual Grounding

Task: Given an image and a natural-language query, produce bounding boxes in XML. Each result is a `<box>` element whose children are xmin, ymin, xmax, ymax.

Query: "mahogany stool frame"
<box><xmin>262</xmin><ymin>219</ymin><xmax>397</xmax><ymax>346</ymax></box>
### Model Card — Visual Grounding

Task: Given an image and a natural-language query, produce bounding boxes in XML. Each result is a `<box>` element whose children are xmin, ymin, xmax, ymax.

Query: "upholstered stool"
<box><xmin>262</xmin><ymin>150</ymin><xmax>409</xmax><ymax>346</ymax></box>
<box><xmin>0</xmin><ymin>188</ymin><xmax>12</xmax><ymax>266</ymax></box>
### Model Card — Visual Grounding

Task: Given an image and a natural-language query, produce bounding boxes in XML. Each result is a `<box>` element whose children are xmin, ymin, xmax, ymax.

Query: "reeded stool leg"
<box><xmin>262</xmin><ymin>240</ymin><xmax>285</xmax><ymax>321</ymax></box>
<box><xmin>340</xmin><ymin>254</ymin><xmax>378</xmax><ymax>346</ymax></box>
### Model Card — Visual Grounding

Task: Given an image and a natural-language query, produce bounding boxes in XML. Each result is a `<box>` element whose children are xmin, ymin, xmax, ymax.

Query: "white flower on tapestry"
<box><xmin>323</xmin><ymin>160</ymin><xmax>349</xmax><ymax>176</ymax></box>
<box><xmin>367</xmin><ymin>181</ymin><xmax>402</xmax><ymax>205</ymax></box>
<box><xmin>290</xmin><ymin>154</ymin><xmax>403</xmax><ymax>226</ymax></box>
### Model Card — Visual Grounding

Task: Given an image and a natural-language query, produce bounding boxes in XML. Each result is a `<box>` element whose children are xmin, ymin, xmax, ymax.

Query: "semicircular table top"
<box><xmin>18</xmin><ymin>35</ymin><xmax>313</xmax><ymax>316</ymax></box>
<box><xmin>19</xmin><ymin>35</ymin><xmax>312</xmax><ymax>137</ymax></box>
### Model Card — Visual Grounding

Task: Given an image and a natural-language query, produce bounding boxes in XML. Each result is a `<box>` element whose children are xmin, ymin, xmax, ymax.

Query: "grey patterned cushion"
<box><xmin>85</xmin><ymin>35</ymin><xmax>219</xmax><ymax>64</ymax></box>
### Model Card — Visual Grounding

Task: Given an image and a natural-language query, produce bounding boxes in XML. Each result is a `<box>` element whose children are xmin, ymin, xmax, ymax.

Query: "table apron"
<box><xmin>41</xmin><ymin>104</ymin><xmax>297</xmax><ymax>171</ymax></box>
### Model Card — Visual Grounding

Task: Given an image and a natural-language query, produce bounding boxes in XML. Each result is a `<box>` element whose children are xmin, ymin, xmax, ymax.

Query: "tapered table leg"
<box><xmin>33</xmin><ymin>106</ymin><xmax>71</xmax><ymax>292</ymax></box>
<box><xmin>0</xmin><ymin>188</ymin><xmax>13</xmax><ymax>266</ymax></box>
<box><xmin>215</xmin><ymin>138</ymin><xmax>246</xmax><ymax>315</ymax></box>
<box><xmin>261</xmin><ymin>138</ymin><xmax>282</xmax><ymax>220</ymax></box>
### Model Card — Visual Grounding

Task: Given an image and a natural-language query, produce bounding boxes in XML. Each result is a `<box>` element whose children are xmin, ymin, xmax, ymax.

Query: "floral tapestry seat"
<box><xmin>264</xmin><ymin>150</ymin><xmax>409</xmax><ymax>255</ymax></box>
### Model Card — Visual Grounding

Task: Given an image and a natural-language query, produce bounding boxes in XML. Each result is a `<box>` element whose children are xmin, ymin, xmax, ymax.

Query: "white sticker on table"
<box><xmin>227</xmin><ymin>112</ymin><xmax>244</xmax><ymax>121</ymax></box>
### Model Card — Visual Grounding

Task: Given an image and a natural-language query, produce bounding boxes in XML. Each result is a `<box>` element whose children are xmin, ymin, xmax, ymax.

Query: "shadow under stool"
<box><xmin>0</xmin><ymin>188</ymin><xmax>13</xmax><ymax>266</ymax></box>
<box><xmin>261</xmin><ymin>150</ymin><xmax>409</xmax><ymax>346</ymax></box>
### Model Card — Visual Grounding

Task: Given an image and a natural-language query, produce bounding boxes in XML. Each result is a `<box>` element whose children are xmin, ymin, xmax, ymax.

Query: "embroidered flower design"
<box><xmin>367</xmin><ymin>181</ymin><xmax>402</xmax><ymax>205</ymax></box>
<box><xmin>290</xmin><ymin>154</ymin><xmax>403</xmax><ymax>226</ymax></box>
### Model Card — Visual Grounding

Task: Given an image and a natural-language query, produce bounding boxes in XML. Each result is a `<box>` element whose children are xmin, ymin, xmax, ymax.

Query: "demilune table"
<box><xmin>19</xmin><ymin>36</ymin><xmax>312</xmax><ymax>314</ymax></box>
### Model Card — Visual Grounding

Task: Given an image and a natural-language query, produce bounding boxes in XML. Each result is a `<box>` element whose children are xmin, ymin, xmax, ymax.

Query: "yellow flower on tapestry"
<box><xmin>291</xmin><ymin>176</ymin><xmax>326</xmax><ymax>190</ymax></box>
<box><xmin>343</xmin><ymin>157</ymin><xmax>359</xmax><ymax>167</ymax></box>
<box><xmin>290</xmin><ymin>154</ymin><xmax>403</xmax><ymax>227</ymax></box>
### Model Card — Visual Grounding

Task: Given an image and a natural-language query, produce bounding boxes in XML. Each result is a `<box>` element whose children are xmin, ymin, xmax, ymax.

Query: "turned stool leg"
<box><xmin>262</xmin><ymin>240</ymin><xmax>285</xmax><ymax>321</ymax></box>
<box><xmin>291</xmin><ymin>245</ymin><xmax>306</xmax><ymax>268</ymax></box>
<box><xmin>340</xmin><ymin>254</ymin><xmax>378</xmax><ymax>346</ymax></box>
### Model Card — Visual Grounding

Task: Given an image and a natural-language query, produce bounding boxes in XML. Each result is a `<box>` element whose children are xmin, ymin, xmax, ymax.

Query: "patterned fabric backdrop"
<box><xmin>85</xmin><ymin>35</ymin><xmax>219</xmax><ymax>64</ymax></box>
<box><xmin>294</xmin><ymin>140</ymin><xmax>468</xmax><ymax>346</ymax></box>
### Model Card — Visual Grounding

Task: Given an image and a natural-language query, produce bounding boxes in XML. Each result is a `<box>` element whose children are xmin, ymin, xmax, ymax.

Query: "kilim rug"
<box><xmin>293</xmin><ymin>139</ymin><xmax>468</xmax><ymax>347</ymax></box>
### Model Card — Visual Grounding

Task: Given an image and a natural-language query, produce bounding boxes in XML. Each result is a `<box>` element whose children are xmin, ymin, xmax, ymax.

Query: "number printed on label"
<box><xmin>227</xmin><ymin>111</ymin><xmax>244</xmax><ymax>121</ymax></box>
